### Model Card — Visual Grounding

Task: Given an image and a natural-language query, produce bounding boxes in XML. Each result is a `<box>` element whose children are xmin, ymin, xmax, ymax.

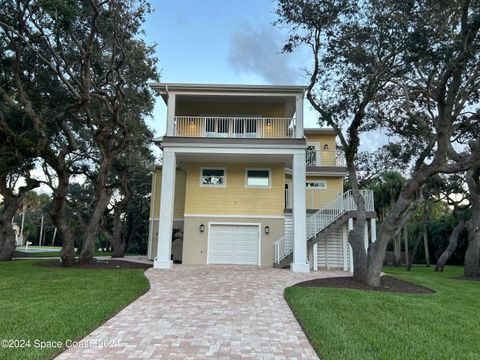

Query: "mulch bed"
<box><xmin>294</xmin><ymin>275</ymin><xmax>434</xmax><ymax>294</ymax></box>
<box><xmin>13</xmin><ymin>251</ymin><xmax>49</xmax><ymax>258</ymax></box>
<box><xmin>36</xmin><ymin>259</ymin><xmax>152</xmax><ymax>270</ymax></box>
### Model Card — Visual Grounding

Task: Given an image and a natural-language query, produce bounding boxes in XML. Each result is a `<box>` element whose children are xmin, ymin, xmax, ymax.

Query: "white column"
<box><xmin>342</xmin><ymin>225</ymin><xmax>348</xmax><ymax>271</ymax></box>
<box><xmin>294</xmin><ymin>94</ymin><xmax>304</xmax><ymax>138</ymax></box>
<box><xmin>291</xmin><ymin>152</ymin><xmax>309</xmax><ymax>272</ymax></box>
<box><xmin>154</xmin><ymin>149</ymin><xmax>176</xmax><ymax>269</ymax></box>
<box><xmin>364</xmin><ymin>220</ymin><xmax>369</xmax><ymax>251</ymax></box>
<box><xmin>371</xmin><ymin>218</ymin><xmax>377</xmax><ymax>243</ymax></box>
<box><xmin>348</xmin><ymin>218</ymin><xmax>354</xmax><ymax>273</ymax></box>
<box><xmin>313</xmin><ymin>243</ymin><xmax>318</xmax><ymax>271</ymax></box>
<box><xmin>166</xmin><ymin>92</ymin><xmax>176</xmax><ymax>136</ymax></box>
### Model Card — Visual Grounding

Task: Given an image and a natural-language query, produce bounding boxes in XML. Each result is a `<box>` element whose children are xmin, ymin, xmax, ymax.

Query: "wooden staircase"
<box><xmin>273</xmin><ymin>190</ymin><xmax>375</xmax><ymax>267</ymax></box>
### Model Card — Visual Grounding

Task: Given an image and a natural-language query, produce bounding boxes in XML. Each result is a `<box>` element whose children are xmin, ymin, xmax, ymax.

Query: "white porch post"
<box><xmin>370</xmin><ymin>218</ymin><xmax>377</xmax><ymax>243</ymax></box>
<box><xmin>166</xmin><ymin>92</ymin><xmax>176</xmax><ymax>136</ymax></box>
<box><xmin>154</xmin><ymin>149</ymin><xmax>176</xmax><ymax>269</ymax></box>
<box><xmin>294</xmin><ymin>94</ymin><xmax>304</xmax><ymax>138</ymax></box>
<box><xmin>291</xmin><ymin>152</ymin><xmax>309</xmax><ymax>272</ymax></box>
<box><xmin>364</xmin><ymin>220</ymin><xmax>369</xmax><ymax>251</ymax></box>
<box><xmin>342</xmin><ymin>225</ymin><xmax>348</xmax><ymax>271</ymax></box>
<box><xmin>313</xmin><ymin>243</ymin><xmax>318</xmax><ymax>271</ymax></box>
<box><xmin>348</xmin><ymin>218</ymin><xmax>354</xmax><ymax>273</ymax></box>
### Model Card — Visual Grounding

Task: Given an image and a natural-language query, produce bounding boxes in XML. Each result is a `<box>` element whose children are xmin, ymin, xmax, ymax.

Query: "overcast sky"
<box><xmin>142</xmin><ymin>0</ymin><xmax>318</xmax><ymax>151</ymax></box>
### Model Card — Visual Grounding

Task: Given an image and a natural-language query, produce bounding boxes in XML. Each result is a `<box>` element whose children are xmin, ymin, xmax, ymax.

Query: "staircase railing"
<box><xmin>274</xmin><ymin>237</ymin><xmax>287</xmax><ymax>263</ymax></box>
<box><xmin>306</xmin><ymin>190</ymin><xmax>374</xmax><ymax>240</ymax></box>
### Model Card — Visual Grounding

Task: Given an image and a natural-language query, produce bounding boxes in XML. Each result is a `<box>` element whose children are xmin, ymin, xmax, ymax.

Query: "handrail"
<box><xmin>274</xmin><ymin>236</ymin><xmax>288</xmax><ymax>263</ymax></box>
<box><xmin>306</xmin><ymin>189</ymin><xmax>374</xmax><ymax>240</ymax></box>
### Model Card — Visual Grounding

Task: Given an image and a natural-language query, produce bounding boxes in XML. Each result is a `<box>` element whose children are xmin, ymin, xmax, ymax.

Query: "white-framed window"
<box><xmin>246</xmin><ymin>169</ymin><xmax>271</xmax><ymax>188</ymax></box>
<box><xmin>306</xmin><ymin>181</ymin><xmax>327</xmax><ymax>189</ymax></box>
<box><xmin>200</xmin><ymin>168</ymin><xmax>226</xmax><ymax>187</ymax></box>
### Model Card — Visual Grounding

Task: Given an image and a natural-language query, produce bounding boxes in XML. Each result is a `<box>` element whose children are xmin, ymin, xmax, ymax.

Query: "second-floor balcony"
<box><xmin>306</xmin><ymin>148</ymin><xmax>346</xmax><ymax>167</ymax></box>
<box><xmin>174</xmin><ymin>116</ymin><xmax>295</xmax><ymax>139</ymax></box>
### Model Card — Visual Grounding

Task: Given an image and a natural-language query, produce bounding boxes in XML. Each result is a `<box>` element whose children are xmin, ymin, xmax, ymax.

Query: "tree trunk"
<box><xmin>435</xmin><ymin>219</ymin><xmax>466</xmax><ymax>272</ymax></box>
<box><xmin>407</xmin><ymin>232</ymin><xmax>423</xmax><ymax>271</ymax></box>
<box><xmin>393</xmin><ymin>233</ymin><xmax>401</xmax><ymax>266</ymax></box>
<box><xmin>423</xmin><ymin>205</ymin><xmax>430</xmax><ymax>267</ymax></box>
<box><xmin>464</xmin><ymin>230</ymin><xmax>480</xmax><ymax>277</ymax></box>
<box><xmin>404</xmin><ymin>225</ymin><xmax>409</xmax><ymax>268</ymax></box>
<box><xmin>464</xmin><ymin>168</ymin><xmax>480</xmax><ymax>278</ymax></box>
<box><xmin>49</xmin><ymin>170</ymin><xmax>76</xmax><ymax>267</ymax></box>
<box><xmin>0</xmin><ymin>218</ymin><xmax>16</xmax><ymax>260</ymax></box>
<box><xmin>349</xmin><ymin>217</ymin><xmax>368</xmax><ymax>282</ymax></box>
<box><xmin>78</xmin><ymin>159</ymin><xmax>113</xmax><ymax>264</ymax></box>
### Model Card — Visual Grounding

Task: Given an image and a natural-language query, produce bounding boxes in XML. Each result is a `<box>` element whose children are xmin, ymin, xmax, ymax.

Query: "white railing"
<box><xmin>285</xmin><ymin>189</ymin><xmax>340</xmax><ymax>209</ymax></box>
<box><xmin>274</xmin><ymin>237</ymin><xmax>288</xmax><ymax>263</ymax></box>
<box><xmin>306</xmin><ymin>189</ymin><xmax>374</xmax><ymax>240</ymax></box>
<box><xmin>306</xmin><ymin>149</ymin><xmax>346</xmax><ymax>166</ymax></box>
<box><xmin>174</xmin><ymin>116</ymin><xmax>295</xmax><ymax>138</ymax></box>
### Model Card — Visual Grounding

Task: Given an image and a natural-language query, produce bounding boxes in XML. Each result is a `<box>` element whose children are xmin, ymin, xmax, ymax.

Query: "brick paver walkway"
<box><xmin>56</xmin><ymin>265</ymin><xmax>345</xmax><ymax>359</ymax></box>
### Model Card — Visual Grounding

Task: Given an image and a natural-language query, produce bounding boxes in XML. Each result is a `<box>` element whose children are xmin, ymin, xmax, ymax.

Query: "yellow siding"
<box><xmin>184</xmin><ymin>163</ymin><xmax>285</xmax><ymax>215</ymax></box>
<box><xmin>151</xmin><ymin>167</ymin><xmax>186</xmax><ymax>219</ymax></box>
<box><xmin>305</xmin><ymin>176</ymin><xmax>344</xmax><ymax>209</ymax></box>
<box><xmin>176</xmin><ymin>101</ymin><xmax>286</xmax><ymax>117</ymax></box>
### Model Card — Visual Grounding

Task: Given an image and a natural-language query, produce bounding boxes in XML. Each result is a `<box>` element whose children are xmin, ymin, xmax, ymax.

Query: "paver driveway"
<box><xmin>56</xmin><ymin>265</ymin><xmax>345</xmax><ymax>359</ymax></box>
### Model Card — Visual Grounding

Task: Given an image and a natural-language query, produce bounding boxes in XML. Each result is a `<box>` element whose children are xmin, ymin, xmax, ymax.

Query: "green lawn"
<box><xmin>0</xmin><ymin>260</ymin><xmax>149</xmax><ymax>360</ymax></box>
<box><xmin>285</xmin><ymin>266</ymin><xmax>480</xmax><ymax>360</ymax></box>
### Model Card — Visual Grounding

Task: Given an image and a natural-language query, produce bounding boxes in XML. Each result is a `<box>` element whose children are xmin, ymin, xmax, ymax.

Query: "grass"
<box><xmin>0</xmin><ymin>260</ymin><xmax>150</xmax><ymax>360</ymax></box>
<box><xmin>285</xmin><ymin>266</ymin><xmax>480</xmax><ymax>360</ymax></box>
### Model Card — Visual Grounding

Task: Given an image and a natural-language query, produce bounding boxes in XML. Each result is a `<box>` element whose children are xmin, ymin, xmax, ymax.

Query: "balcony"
<box><xmin>174</xmin><ymin>116</ymin><xmax>295</xmax><ymax>139</ymax></box>
<box><xmin>306</xmin><ymin>148</ymin><xmax>345</xmax><ymax>167</ymax></box>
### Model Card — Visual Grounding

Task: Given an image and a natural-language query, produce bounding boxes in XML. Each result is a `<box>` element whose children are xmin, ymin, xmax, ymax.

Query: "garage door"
<box><xmin>209</xmin><ymin>225</ymin><xmax>259</xmax><ymax>265</ymax></box>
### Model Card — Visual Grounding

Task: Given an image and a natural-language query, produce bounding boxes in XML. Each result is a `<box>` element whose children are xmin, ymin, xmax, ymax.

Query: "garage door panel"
<box><xmin>209</xmin><ymin>225</ymin><xmax>259</xmax><ymax>265</ymax></box>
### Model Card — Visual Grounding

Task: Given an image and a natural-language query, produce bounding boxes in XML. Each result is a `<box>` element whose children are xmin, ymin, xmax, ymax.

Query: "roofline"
<box><xmin>150</xmin><ymin>82</ymin><xmax>307</xmax><ymax>98</ymax></box>
<box><xmin>304</xmin><ymin>128</ymin><xmax>337</xmax><ymax>135</ymax></box>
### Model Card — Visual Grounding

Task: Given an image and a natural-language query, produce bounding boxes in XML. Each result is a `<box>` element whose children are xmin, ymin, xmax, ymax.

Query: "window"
<box><xmin>306</xmin><ymin>181</ymin><xmax>327</xmax><ymax>189</ymax></box>
<box><xmin>201</xmin><ymin>168</ymin><xmax>226</xmax><ymax>186</ymax></box>
<box><xmin>246</xmin><ymin>169</ymin><xmax>270</xmax><ymax>187</ymax></box>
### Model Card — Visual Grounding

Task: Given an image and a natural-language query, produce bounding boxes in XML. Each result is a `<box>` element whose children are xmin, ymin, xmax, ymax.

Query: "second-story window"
<box><xmin>201</xmin><ymin>168</ymin><xmax>226</xmax><ymax>186</ymax></box>
<box><xmin>306</xmin><ymin>181</ymin><xmax>327</xmax><ymax>189</ymax></box>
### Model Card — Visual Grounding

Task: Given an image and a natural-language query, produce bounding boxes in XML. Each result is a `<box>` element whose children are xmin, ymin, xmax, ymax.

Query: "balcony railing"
<box><xmin>174</xmin><ymin>116</ymin><xmax>295</xmax><ymax>138</ymax></box>
<box><xmin>306</xmin><ymin>149</ymin><xmax>346</xmax><ymax>167</ymax></box>
<box><xmin>285</xmin><ymin>189</ymin><xmax>341</xmax><ymax>210</ymax></box>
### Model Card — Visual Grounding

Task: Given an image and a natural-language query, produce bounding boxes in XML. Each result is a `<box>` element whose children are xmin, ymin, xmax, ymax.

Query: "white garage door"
<box><xmin>209</xmin><ymin>225</ymin><xmax>259</xmax><ymax>265</ymax></box>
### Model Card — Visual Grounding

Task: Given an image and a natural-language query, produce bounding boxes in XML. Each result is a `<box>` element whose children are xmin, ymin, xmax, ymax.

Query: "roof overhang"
<box><xmin>150</xmin><ymin>82</ymin><xmax>307</xmax><ymax>104</ymax></box>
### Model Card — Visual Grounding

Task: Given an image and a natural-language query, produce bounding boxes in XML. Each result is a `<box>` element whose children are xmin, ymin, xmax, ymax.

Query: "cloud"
<box><xmin>228</xmin><ymin>23</ymin><xmax>299</xmax><ymax>84</ymax></box>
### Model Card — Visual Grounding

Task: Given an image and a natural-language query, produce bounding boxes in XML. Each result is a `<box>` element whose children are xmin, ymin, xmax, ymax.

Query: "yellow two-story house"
<box><xmin>147</xmin><ymin>83</ymin><xmax>375</xmax><ymax>272</ymax></box>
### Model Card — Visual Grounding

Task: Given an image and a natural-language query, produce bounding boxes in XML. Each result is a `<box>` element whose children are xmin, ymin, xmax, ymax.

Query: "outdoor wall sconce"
<box><xmin>266</xmin><ymin>119</ymin><xmax>272</xmax><ymax>126</ymax></box>
<box><xmin>264</xmin><ymin>225</ymin><xmax>270</xmax><ymax>234</ymax></box>
<box><xmin>199</xmin><ymin>224</ymin><xmax>205</xmax><ymax>232</ymax></box>
<box><xmin>189</xmin><ymin>118</ymin><xmax>195</xmax><ymax>125</ymax></box>
<box><xmin>323</xmin><ymin>144</ymin><xmax>329</xmax><ymax>151</ymax></box>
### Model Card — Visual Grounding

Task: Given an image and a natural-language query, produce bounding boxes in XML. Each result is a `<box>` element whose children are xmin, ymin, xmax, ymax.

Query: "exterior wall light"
<box><xmin>264</xmin><ymin>225</ymin><xmax>270</xmax><ymax>234</ymax></box>
<box><xmin>199</xmin><ymin>224</ymin><xmax>205</xmax><ymax>232</ymax></box>
<box><xmin>266</xmin><ymin>119</ymin><xmax>272</xmax><ymax>126</ymax></box>
<box><xmin>189</xmin><ymin>118</ymin><xmax>195</xmax><ymax>125</ymax></box>
<box><xmin>323</xmin><ymin>144</ymin><xmax>329</xmax><ymax>151</ymax></box>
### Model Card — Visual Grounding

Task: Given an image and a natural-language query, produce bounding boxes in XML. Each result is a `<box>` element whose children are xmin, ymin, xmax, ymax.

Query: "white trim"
<box><xmin>163</xmin><ymin>145</ymin><xmax>307</xmax><ymax>153</ymax></box>
<box><xmin>148</xmin><ymin>170</ymin><xmax>158</xmax><ymax>260</ymax></box>
<box><xmin>184</xmin><ymin>214</ymin><xmax>284</xmax><ymax>219</ymax></box>
<box><xmin>199</xmin><ymin>167</ymin><xmax>227</xmax><ymax>187</ymax></box>
<box><xmin>313</xmin><ymin>243</ymin><xmax>318</xmax><ymax>270</ymax></box>
<box><xmin>150</xmin><ymin>218</ymin><xmax>185</xmax><ymax>222</ymax></box>
<box><xmin>207</xmin><ymin>222</ymin><xmax>262</xmax><ymax>266</ymax></box>
<box><xmin>245</xmin><ymin>168</ymin><xmax>272</xmax><ymax>188</ymax></box>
